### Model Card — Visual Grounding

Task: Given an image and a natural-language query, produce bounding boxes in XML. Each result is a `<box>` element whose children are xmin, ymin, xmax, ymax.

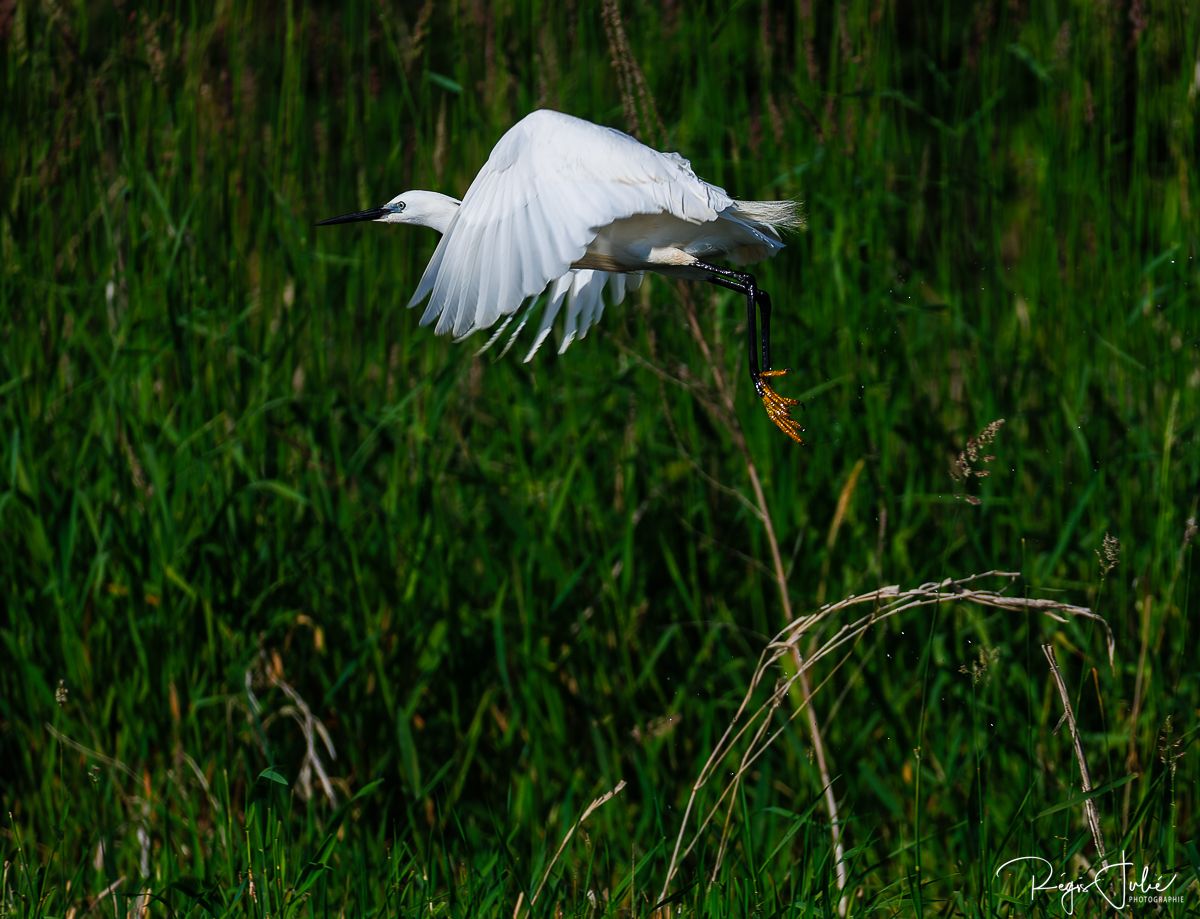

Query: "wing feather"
<box><xmin>523</xmin><ymin>274</ymin><xmax>574</xmax><ymax>362</ymax></box>
<box><xmin>559</xmin><ymin>271</ymin><xmax>600</xmax><ymax>353</ymax></box>
<box><xmin>410</xmin><ymin>110</ymin><xmax>730</xmax><ymax>341</ymax></box>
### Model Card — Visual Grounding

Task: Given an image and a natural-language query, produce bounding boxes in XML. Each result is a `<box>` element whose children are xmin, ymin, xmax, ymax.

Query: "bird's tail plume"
<box><xmin>732</xmin><ymin>199</ymin><xmax>806</xmax><ymax>232</ymax></box>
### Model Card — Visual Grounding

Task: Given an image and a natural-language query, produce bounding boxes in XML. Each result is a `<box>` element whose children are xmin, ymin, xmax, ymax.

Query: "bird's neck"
<box><xmin>420</xmin><ymin>192</ymin><xmax>461</xmax><ymax>235</ymax></box>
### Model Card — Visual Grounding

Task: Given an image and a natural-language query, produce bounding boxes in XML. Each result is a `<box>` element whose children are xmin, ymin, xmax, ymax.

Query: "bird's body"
<box><xmin>318</xmin><ymin>109</ymin><xmax>805</xmax><ymax>441</ymax></box>
<box><xmin>575</xmin><ymin>203</ymin><xmax>791</xmax><ymax>276</ymax></box>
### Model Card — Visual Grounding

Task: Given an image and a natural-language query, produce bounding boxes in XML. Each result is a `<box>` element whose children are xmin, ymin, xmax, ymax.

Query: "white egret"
<box><xmin>317</xmin><ymin>109</ymin><xmax>805</xmax><ymax>441</ymax></box>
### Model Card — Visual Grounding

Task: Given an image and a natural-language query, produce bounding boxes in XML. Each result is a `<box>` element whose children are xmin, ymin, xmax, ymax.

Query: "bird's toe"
<box><xmin>754</xmin><ymin>370</ymin><xmax>804</xmax><ymax>444</ymax></box>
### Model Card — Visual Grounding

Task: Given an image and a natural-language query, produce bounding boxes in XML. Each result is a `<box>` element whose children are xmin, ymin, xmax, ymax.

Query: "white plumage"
<box><xmin>317</xmin><ymin>109</ymin><xmax>806</xmax><ymax>441</ymax></box>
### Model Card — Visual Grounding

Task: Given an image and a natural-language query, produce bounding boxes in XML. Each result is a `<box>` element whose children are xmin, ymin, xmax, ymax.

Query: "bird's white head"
<box><xmin>316</xmin><ymin>190</ymin><xmax>460</xmax><ymax>235</ymax></box>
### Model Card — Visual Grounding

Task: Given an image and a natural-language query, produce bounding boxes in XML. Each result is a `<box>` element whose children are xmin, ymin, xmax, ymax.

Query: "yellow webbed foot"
<box><xmin>755</xmin><ymin>369</ymin><xmax>804</xmax><ymax>444</ymax></box>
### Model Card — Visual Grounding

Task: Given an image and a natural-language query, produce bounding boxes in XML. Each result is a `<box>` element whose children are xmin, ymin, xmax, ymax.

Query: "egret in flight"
<box><xmin>317</xmin><ymin>109</ymin><xmax>805</xmax><ymax>442</ymax></box>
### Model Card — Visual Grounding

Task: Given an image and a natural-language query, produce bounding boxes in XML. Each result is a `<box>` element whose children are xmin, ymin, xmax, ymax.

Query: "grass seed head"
<box><xmin>953</xmin><ymin>419</ymin><xmax>1006</xmax><ymax>504</ymax></box>
<box><xmin>1097</xmin><ymin>532</ymin><xmax>1120</xmax><ymax>577</ymax></box>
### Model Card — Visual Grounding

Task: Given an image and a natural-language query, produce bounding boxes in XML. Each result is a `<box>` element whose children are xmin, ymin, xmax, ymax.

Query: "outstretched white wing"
<box><xmin>407</xmin><ymin>109</ymin><xmax>730</xmax><ymax>340</ymax></box>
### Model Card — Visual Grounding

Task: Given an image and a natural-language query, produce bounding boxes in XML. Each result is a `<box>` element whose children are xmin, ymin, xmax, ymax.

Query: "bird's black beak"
<box><xmin>314</xmin><ymin>206</ymin><xmax>388</xmax><ymax>227</ymax></box>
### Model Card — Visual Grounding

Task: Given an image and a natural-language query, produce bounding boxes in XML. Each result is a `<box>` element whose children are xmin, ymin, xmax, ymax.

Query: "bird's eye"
<box><xmin>396</xmin><ymin>201</ymin><xmax>406</xmax><ymax>211</ymax></box>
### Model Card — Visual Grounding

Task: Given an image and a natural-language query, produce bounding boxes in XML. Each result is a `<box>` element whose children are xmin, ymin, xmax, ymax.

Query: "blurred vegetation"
<box><xmin>2</xmin><ymin>0</ymin><xmax>1198</xmax><ymax>915</ymax></box>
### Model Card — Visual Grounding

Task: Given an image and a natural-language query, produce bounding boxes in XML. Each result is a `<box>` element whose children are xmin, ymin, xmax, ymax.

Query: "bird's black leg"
<box><xmin>757</xmin><ymin>289</ymin><xmax>773</xmax><ymax>372</ymax></box>
<box><xmin>694</xmin><ymin>261</ymin><xmax>803</xmax><ymax>443</ymax></box>
<box><xmin>694</xmin><ymin>262</ymin><xmax>762</xmax><ymax>386</ymax></box>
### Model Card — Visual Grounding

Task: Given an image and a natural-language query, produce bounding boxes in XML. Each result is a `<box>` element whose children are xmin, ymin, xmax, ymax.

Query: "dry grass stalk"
<box><xmin>600</xmin><ymin>0</ymin><xmax>663</xmax><ymax>146</ymax></box>
<box><xmin>659</xmin><ymin>571</ymin><xmax>1114</xmax><ymax>903</ymax></box>
<box><xmin>81</xmin><ymin>875</ymin><xmax>124</xmax><ymax>917</ymax></box>
<box><xmin>666</xmin><ymin>166</ymin><xmax>853</xmax><ymax>914</ymax></box>
<box><xmin>245</xmin><ymin>650</ymin><xmax>338</xmax><ymax>805</ymax></box>
<box><xmin>598</xmin><ymin>5</ymin><xmax>845</xmax><ymax>903</ymax></box>
<box><xmin>525</xmin><ymin>780</ymin><xmax>627</xmax><ymax>914</ymax></box>
<box><xmin>45</xmin><ymin>723</ymin><xmax>139</xmax><ymax>782</ymax></box>
<box><xmin>1042</xmin><ymin>643</ymin><xmax>1108</xmax><ymax>861</ymax></box>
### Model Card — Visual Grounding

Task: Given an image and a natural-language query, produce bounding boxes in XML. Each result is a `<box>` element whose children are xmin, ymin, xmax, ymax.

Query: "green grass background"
<box><xmin>3</xmin><ymin>0</ymin><xmax>1199</xmax><ymax>915</ymax></box>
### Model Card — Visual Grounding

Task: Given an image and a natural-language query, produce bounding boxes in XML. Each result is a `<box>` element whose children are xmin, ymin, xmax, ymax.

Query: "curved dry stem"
<box><xmin>658</xmin><ymin>571</ymin><xmax>1114</xmax><ymax>902</ymax></box>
